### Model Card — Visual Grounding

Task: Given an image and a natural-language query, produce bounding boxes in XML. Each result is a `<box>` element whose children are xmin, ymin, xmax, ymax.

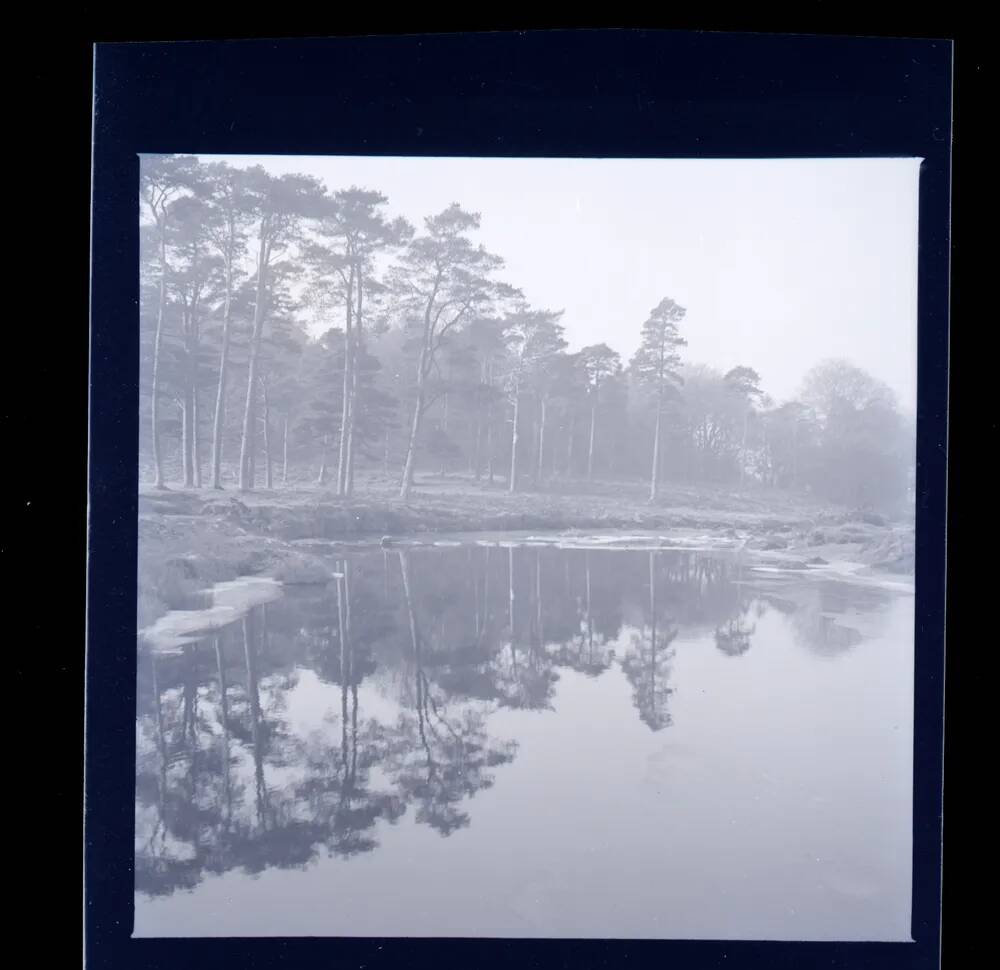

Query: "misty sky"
<box><xmin>200</xmin><ymin>154</ymin><xmax>920</xmax><ymax>410</ymax></box>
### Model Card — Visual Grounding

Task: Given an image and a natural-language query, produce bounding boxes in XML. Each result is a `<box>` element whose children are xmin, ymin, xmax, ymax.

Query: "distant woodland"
<box><xmin>140</xmin><ymin>156</ymin><xmax>915</xmax><ymax>513</ymax></box>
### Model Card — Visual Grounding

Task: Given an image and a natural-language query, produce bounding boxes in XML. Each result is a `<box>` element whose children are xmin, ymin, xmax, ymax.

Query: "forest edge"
<box><xmin>138</xmin><ymin>478</ymin><xmax>914</xmax><ymax>630</ymax></box>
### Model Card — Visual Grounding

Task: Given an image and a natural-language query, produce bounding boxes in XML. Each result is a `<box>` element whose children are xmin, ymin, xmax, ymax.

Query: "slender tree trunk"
<box><xmin>792</xmin><ymin>426</ymin><xmax>799</xmax><ymax>490</ymax></box>
<box><xmin>346</xmin><ymin>265</ymin><xmax>363</xmax><ymax>496</ymax></box>
<box><xmin>192</xmin><ymin>384</ymin><xmax>201</xmax><ymax>488</ymax></box>
<box><xmin>181</xmin><ymin>302</ymin><xmax>195</xmax><ymax>487</ymax></box>
<box><xmin>151</xmin><ymin>215</ymin><xmax>168</xmax><ymax>488</ymax></box>
<box><xmin>566</xmin><ymin>409</ymin><xmax>576</xmax><ymax>477</ymax></box>
<box><xmin>508</xmin><ymin>381</ymin><xmax>521</xmax><ymax>494</ymax></box>
<box><xmin>150</xmin><ymin>654</ymin><xmax>166</xmax><ymax>770</ymax></box>
<box><xmin>214</xmin><ymin>637</ymin><xmax>232</xmax><ymax>829</ymax></box>
<box><xmin>346</xmin><ymin>407</ymin><xmax>357</xmax><ymax>495</ymax></box>
<box><xmin>400</xmin><ymin>340</ymin><xmax>430</xmax><ymax>500</ymax></box>
<box><xmin>649</xmin><ymin>549</ymin><xmax>657</xmax><ymax>639</ymax></box>
<box><xmin>343</xmin><ymin>559</ymin><xmax>352</xmax><ymax>655</ymax></box>
<box><xmin>335</xmin><ymin>564</ymin><xmax>347</xmax><ymax>763</ymax></box>
<box><xmin>473</xmin><ymin>384</ymin><xmax>484</xmax><ymax>480</ymax></box>
<box><xmin>760</xmin><ymin>421</ymin><xmax>769</xmax><ymax>487</ymax></box>
<box><xmin>192</xmin><ymin>306</ymin><xmax>203</xmax><ymax>488</ymax></box>
<box><xmin>530</xmin><ymin>410</ymin><xmax>539</xmax><ymax>487</ymax></box>
<box><xmin>400</xmin><ymin>382</ymin><xmax>425</xmax><ymax>500</ymax></box>
<box><xmin>486</xmin><ymin>395</ymin><xmax>495</xmax><ymax>484</ymax></box>
<box><xmin>335</xmin><ymin>560</ymin><xmax>353</xmax><ymax>697</ymax></box>
<box><xmin>317</xmin><ymin>434</ymin><xmax>330</xmax><ymax>486</ymax></box>
<box><xmin>191</xmin><ymin>304</ymin><xmax>202</xmax><ymax>489</ymax></box>
<box><xmin>473</xmin><ymin>549</ymin><xmax>481</xmax><ymax>638</ymax></box>
<box><xmin>587</xmin><ymin>394</ymin><xmax>597</xmax><ymax>480</ymax></box>
<box><xmin>247</xmin><ymin>392</ymin><xmax>257</xmax><ymax>489</ymax></box>
<box><xmin>649</xmin><ymin>550</ymin><xmax>658</xmax><ymax>701</ymax></box>
<box><xmin>282</xmin><ymin>416</ymin><xmax>289</xmax><ymax>486</ymax></box>
<box><xmin>649</xmin><ymin>389</ymin><xmax>662</xmax><ymax>503</ymax></box>
<box><xmin>180</xmin><ymin>297</ymin><xmax>194</xmax><ymax>488</ymax></box>
<box><xmin>182</xmin><ymin>390</ymin><xmax>194</xmax><ymax>487</ymax></box>
<box><xmin>482</xmin><ymin>546</ymin><xmax>491</xmax><ymax>638</ymax></box>
<box><xmin>262</xmin><ymin>379</ymin><xmax>272</xmax><ymax>490</ymax></box>
<box><xmin>243</xmin><ymin>613</ymin><xmax>267</xmax><ymax>825</ymax></box>
<box><xmin>739</xmin><ymin>409</ymin><xmax>749</xmax><ymax>488</ymax></box>
<box><xmin>398</xmin><ymin>277</ymin><xmax>446</xmax><ymax>501</ymax></box>
<box><xmin>210</xmin><ymin>252</ymin><xmax>234</xmax><ymax>489</ymax></box>
<box><xmin>398</xmin><ymin>551</ymin><xmax>420</xmax><ymax>663</ymax></box>
<box><xmin>440</xmin><ymin>391</ymin><xmax>450</xmax><ymax>477</ymax></box>
<box><xmin>659</xmin><ymin>417</ymin><xmax>668</xmax><ymax>483</ymax></box>
<box><xmin>536</xmin><ymin>548</ymin><xmax>543</xmax><ymax>650</ymax></box>
<box><xmin>536</xmin><ymin>394</ymin><xmax>548</xmax><ymax>485</ymax></box>
<box><xmin>411</xmin><ymin>642</ymin><xmax>434</xmax><ymax>771</ymax></box>
<box><xmin>508</xmin><ymin>546</ymin><xmax>515</xmax><ymax>636</ymax></box>
<box><xmin>239</xmin><ymin>227</ymin><xmax>270</xmax><ymax>492</ymax></box>
<box><xmin>345</xmin><ymin>561</ymin><xmax>358</xmax><ymax>783</ymax></box>
<box><xmin>337</xmin><ymin>264</ymin><xmax>355</xmax><ymax>497</ymax></box>
<box><xmin>181</xmin><ymin>644</ymin><xmax>198</xmax><ymax>754</ymax></box>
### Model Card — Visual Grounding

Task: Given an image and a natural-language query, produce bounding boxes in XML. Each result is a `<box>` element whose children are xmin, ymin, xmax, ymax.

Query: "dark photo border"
<box><xmin>87</xmin><ymin>29</ymin><xmax>951</xmax><ymax>970</ymax></box>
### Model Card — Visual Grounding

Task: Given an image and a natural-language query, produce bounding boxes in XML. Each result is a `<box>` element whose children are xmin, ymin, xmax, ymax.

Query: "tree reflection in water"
<box><xmin>621</xmin><ymin>551</ymin><xmax>677</xmax><ymax>730</ymax></box>
<box><xmin>136</xmin><ymin>542</ymin><xmax>874</xmax><ymax>898</ymax></box>
<box><xmin>392</xmin><ymin>549</ymin><xmax>519</xmax><ymax>835</ymax></box>
<box><xmin>712</xmin><ymin>556</ymin><xmax>756</xmax><ymax>656</ymax></box>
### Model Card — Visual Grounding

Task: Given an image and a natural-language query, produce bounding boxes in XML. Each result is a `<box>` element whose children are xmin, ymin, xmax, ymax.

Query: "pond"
<box><xmin>134</xmin><ymin>540</ymin><xmax>913</xmax><ymax>940</ymax></box>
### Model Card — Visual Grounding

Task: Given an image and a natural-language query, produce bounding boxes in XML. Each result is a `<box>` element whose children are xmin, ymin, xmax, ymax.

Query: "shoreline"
<box><xmin>137</xmin><ymin>482</ymin><xmax>914</xmax><ymax>628</ymax></box>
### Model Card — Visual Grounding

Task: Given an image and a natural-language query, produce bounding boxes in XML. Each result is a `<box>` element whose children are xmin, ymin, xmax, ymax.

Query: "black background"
<box><xmin>21</xmin><ymin>17</ymin><xmax>972</xmax><ymax>970</ymax></box>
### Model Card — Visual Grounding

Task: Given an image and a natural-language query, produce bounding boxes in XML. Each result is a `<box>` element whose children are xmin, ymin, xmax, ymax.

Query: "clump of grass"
<box><xmin>137</xmin><ymin>524</ymin><xmax>244</xmax><ymax>627</ymax></box>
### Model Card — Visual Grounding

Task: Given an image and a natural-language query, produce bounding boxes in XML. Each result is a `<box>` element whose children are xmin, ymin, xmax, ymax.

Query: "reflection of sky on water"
<box><xmin>135</xmin><ymin>543</ymin><xmax>913</xmax><ymax>941</ymax></box>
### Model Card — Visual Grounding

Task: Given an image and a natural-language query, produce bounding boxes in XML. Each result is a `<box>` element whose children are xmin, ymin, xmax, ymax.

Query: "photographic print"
<box><xmin>133</xmin><ymin>153</ymin><xmax>920</xmax><ymax>940</ymax></box>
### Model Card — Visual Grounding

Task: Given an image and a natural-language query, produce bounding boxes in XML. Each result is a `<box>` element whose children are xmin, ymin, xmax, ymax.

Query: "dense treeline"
<box><xmin>140</xmin><ymin>156</ymin><xmax>915</xmax><ymax>513</ymax></box>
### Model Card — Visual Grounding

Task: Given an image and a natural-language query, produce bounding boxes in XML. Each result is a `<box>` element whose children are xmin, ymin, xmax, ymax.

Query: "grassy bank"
<box><xmin>137</xmin><ymin>474</ymin><xmax>914</xmax><ymax>627</ymax></box>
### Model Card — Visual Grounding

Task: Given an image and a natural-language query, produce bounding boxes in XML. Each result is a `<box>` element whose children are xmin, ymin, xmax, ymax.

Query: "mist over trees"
<box><xmin>139</xmin><ymin>156</ymin><xmax>915</xmax><ymax>515</ymax></box>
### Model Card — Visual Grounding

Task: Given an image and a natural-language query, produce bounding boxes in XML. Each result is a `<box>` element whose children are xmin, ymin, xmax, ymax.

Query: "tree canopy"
<box><xmin>139</xmin><ymin>156</ymin><xmax>915</xmax><ymax>515</ymax></box>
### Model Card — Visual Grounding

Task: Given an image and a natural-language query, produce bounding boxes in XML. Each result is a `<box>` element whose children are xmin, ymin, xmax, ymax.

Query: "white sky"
<box><xmin>199</xmin><ymin>155</ymin><xmax>920</xmax><ymax>410</ymax></box>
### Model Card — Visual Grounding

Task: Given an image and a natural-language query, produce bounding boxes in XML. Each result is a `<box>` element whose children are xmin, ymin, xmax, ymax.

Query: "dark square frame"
<box><xmin>87</xmin><ymin>29</ymin><xmax>950</xmax><ymax>970</ymax></box>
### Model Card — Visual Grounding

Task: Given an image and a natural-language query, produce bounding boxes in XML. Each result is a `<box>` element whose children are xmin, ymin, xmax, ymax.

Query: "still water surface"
<box><xmin>134</xmin><ymin>541</ymin><xmax>913</xmax><ymax>939</ymax></box>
